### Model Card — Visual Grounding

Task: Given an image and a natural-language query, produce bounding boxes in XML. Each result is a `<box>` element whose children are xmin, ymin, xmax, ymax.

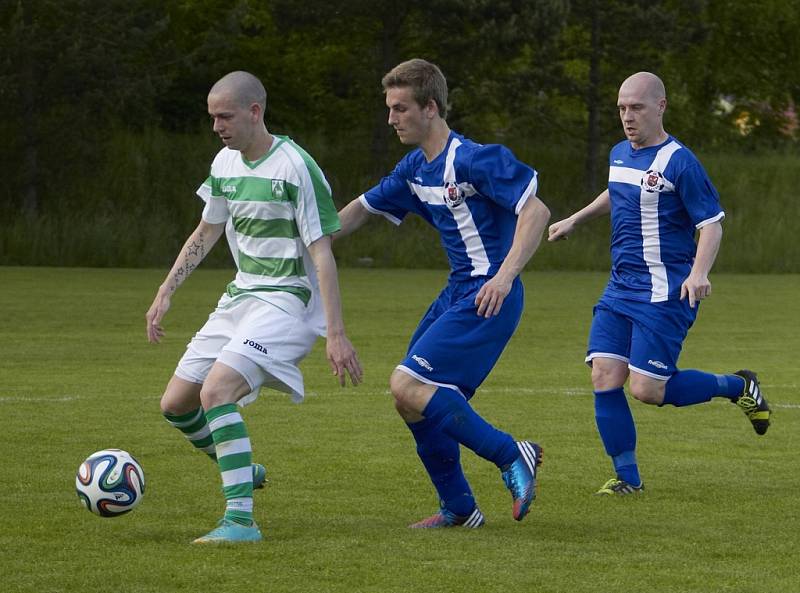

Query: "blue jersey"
<box><xmin>605</xmin><ymin>136</ymin><xmax>724</xmax><ymax>303</ymax></box>
<box><xmin>360</xmin><ymin>131</ymin><xmax>538</xmax><ymax>281</ymax></box>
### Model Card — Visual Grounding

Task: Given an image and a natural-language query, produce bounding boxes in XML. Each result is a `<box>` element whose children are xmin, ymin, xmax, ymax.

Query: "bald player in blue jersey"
<box><xmin>336</xmin><ymin>59</ymin><xmax>551</xmax><ymax>527</ymax></box>
<box><xmin>548</xmin><ymin>72</ymin><xmax>771</xmax><ymax>495</ymax></box>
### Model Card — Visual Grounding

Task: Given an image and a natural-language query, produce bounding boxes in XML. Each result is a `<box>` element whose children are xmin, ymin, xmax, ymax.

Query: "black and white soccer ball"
<box><xmin>76</xmin><ymin>449</ymin><xmax>145</xmax><ymax>517</ymax></box>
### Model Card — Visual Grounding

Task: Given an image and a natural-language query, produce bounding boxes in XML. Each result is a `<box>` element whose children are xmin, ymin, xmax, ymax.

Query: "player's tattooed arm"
<box><xmin>163</xmin><ymin>231</ymin><xmax>211</xmax><ymax>294</ymax></box>
<box><xmin>146</xmin><ymin>221</ymin><xmax>225</xmax><ymax>343</ymax></box>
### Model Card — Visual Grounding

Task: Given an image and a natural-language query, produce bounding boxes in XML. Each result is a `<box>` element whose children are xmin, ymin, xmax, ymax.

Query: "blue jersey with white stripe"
<box><xmin>605</xmin><ymin>135</ymin><xmax>724</xmax><ymax>303</ymax></box>
<box><xmin>360</xmin><ymin>132</ymin><xmax>537</xmax><ymax>281</ymax></box>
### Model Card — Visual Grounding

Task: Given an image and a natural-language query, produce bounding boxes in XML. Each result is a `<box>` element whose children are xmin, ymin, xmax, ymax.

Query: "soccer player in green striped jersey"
<box><xmin>146</xmin><ymin>71</ymin><xmax>362</xmax><ymax>544</ymax></box>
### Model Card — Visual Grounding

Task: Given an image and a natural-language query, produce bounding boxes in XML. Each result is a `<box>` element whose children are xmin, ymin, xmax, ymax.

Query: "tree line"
<box><xmin>0</xmin><ymin>0</ymin><xmax>797</xmax><ymax>268</ymax></box>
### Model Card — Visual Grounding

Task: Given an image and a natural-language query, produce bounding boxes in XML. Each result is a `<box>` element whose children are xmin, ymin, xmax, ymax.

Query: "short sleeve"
<box><xmin>198</xmin><ymin>172</ymin><xmax>229</xmax><ymax>224</ymax></box>
<box><xmin>361</xmin><ymin>162</ymin><xmax>417</xmax><ymax>225</ymax></box>
<box><xmin>292</xmin><ymin>146</ymin><xmax>340</xmax><ymax>246</ymax></box>
<box><xmin>468</xmin><ymin>144</ymin><xmax>538</xmax><ymax>214</ymax></box>
<box><xmin>674</xmin><ymin>162</ymin><xmax>725</xmax><ymax>228</ymax></box>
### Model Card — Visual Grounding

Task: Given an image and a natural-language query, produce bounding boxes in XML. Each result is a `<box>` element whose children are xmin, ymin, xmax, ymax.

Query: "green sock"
<box><xmin>163</xmin><ymin>407</ymin><xmax>217</xmax><ymax>461</ymax></box>
<box><xmin>206</xmin><ymin>403</ymin><xmax>253</xmax><ymax>526</ymax></box>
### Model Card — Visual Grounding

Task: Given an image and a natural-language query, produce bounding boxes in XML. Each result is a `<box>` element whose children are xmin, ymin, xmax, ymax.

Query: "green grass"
<box><xmin>1</xmin><ymin>267</ymin><xmax>798</xmax><ymax>593</ymax></box>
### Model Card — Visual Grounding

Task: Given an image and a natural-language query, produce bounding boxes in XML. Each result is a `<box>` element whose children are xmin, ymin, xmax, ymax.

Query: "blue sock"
<box><xmin>663</xmin><ymin>370</ymin><xmax>745</xmax><ymax>407</ymax></box>
<box><xmin>422</xmin><ymin>387</ymin><xmax>518</xmax><ymax>468</ymax></box>
<box><xmin>594</xmin><ymin>388</ymin><xmax>640</xmax><ymax>486</ymax></box>
<box><xmin>408</xmin><ymin>418</ymin><xmax>475</xmax><ymax>516</ymax></box>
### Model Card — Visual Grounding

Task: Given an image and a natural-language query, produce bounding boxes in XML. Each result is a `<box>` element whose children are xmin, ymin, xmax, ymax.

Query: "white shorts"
<box><xmin>174</xmin><ymin>294</ymin><xmax>318</xmax><ymax>405</ymax></box>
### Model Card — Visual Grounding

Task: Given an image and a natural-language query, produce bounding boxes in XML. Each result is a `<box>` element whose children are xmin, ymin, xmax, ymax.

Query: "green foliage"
<box><xmin>0</xmin><ymin>1</ymin><xmax>797</xmax><ymax>267</ymax></box>
<box><xmin>0</xmin><ymin>125</ymin><xmax>796</xmax><ymax>272</ymax></box>
<box><xmin>1</xmin><ymin>267</ymin><xmax>798</xmax><ymax>592</ymax></box>
<box><xmin>703</xmin><ymin>150</ymin><xmax>800</xmax><ymax>272</ymax></box>
<box><xmin>663</xmin><ymin>0</ymin><xmax>800</xmax><ymax>148</ymax></box>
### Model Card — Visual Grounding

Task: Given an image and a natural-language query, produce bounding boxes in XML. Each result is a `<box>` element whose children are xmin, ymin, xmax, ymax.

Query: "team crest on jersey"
<box><xmin>443</xmin><ymin>181</ymin><xmax>465</xmax><ymax>207</ymax></box>
<box><xmin>641</xmin><ymin>170</ymin><xmax>666</xmax><ymax>193</ymax></box>
<box><xmin>272</xmin><ymin>179</ymin><xmax>285</xmax><ymax>199</ymax></box>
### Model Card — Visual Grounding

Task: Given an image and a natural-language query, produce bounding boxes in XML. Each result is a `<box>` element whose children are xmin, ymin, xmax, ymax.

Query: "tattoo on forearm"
<box><xmin>168</xmin><ymin>230</ymin><xmax>210</xmax><ymax>291</ymax></box>
<box><xmin>186</xmin><ymin>240</ymin><xmax>202</xmax><ymax>257</ymax></box>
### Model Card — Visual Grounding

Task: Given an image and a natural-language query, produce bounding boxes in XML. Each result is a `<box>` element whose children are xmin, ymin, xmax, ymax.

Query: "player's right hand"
<box><xmin>326</xmin><ymin>332</ymin><xmax>363</xmax><ymax>387</ymax></box>
<box><xmin>547</xmin><ymin>218</ymin><xmax>575</xmax><ymax>241</ymax></box>
<box><xmin>145</xmin><ymin>291</ymin><xmax>171</xmax><ymax>343</ymax></box>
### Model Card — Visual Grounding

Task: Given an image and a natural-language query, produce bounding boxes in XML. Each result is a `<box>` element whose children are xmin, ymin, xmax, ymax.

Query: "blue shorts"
<box><xmin>397</xmin><ymin>277</ymin><xmax>524</xmax><ymax>399</ymax></box>
<box><xmin>586</xmin><ymin>294</ymin><xmax>698</xmax><ymax>380</ymax></box>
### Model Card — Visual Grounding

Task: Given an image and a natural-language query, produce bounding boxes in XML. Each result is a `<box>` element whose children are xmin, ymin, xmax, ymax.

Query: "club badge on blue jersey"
<box><xmin>641</xmin><ymin>169</ymin><xmax>666</xmax><ymax>193</ymax></box>
<box><xmin>444</xmin><ymin>181</ymin><xmax>465</xmax><ymax>207</ymax></box>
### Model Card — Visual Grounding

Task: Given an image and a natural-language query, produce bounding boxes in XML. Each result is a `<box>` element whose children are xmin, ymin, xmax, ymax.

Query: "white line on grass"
<box><xmin>0</xmin><ymin>395</ymin><xmax>83</xmax><ymax>403</ymax></box>
<box><xmin>358</xmin><ymin>387</ymin><xmax>800</xmax><ymax>408</ymax></box>
<box><xmin>4</xmin><ymin>390</ymin><xmax>798</xmax><ymax>408</ymax></box>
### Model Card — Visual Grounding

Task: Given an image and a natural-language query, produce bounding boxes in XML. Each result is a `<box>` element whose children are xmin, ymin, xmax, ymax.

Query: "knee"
<box><xmin>393</xmin><ymin>397</ymin><xmax>416</xmax><ymax>419</ymax></box>
<box><xmin>199</xmin><ymin>382</ymin><xmax>227</xmax><ymax>410</ymax></box>
<box><xmin>160</xmin><ymin>383</ymin><xmax>200</xmax><ymax>416</ymax></box>
<box><xmin>629</xmin><ymin>381</ymin><xmax>664</xmax><ymax>405</ymax></box>
<box><xmin>591</xmin><ymin>361</ymin><xmax>628</xmax><ymax>391</ymax></box>
<box><xmin>389</xmin><ymin>370</ymin><xmax>432</xmax><ymax>420</ymax></box>
<box><xmin>159</xmin><ymin>393</ymin><xmax>178</xmax><ymax>416</ymax></box>
<box><xmin>389</xmin><ymin>370</ymin><xmax>414</xmax><ymax>408</ymax></box>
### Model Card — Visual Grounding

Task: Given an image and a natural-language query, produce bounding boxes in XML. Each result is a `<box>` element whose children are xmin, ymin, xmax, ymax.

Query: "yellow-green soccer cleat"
<box><xmin>733</xmin><ymin>370</ymin><xmax>771</xmax><ymax>435</ymax></box>
<box><xmin>595</xmin><ymin>477</ymin><xmax>644</xmax><ymax>496</ymax></box>
<box><xmin>192</xmin><ymin>519</ymin><xmax>262</xmax><ymax>544</ymax></box>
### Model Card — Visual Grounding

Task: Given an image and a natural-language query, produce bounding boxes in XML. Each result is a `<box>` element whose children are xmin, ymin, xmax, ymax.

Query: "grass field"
<box><xmin>1</xmin><ymin>267</ymin><xmax>797</xmax><ymax>593</ymax></box>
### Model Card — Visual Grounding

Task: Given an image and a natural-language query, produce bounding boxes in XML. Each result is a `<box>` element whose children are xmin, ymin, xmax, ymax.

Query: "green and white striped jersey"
<box><xmin>197</xmin><ymin>136</ymin><xmax>340</xmax><ymax>310</ymax></box>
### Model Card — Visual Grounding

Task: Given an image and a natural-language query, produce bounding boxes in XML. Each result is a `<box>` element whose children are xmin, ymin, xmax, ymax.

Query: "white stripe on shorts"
<box><xmin>394</xmin><ymin>365</ymin><xmax>466</xmax><ymax>399</ymax></box>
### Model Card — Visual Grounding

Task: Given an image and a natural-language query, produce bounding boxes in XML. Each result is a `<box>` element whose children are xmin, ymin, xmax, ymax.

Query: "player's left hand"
<box><xmin>680</xmin><ymin>272</ymin><xmax>712</xmax><ymax>309</ymax></box>
<box><xmin>326</xmin><ymin>333</ymin><xmax>363</xmax><ymax>387</ymax></box>
<box><xmin>475</xmin><ymin>275</ymin><xmax>512</xmax><ymax>318</ymax></box>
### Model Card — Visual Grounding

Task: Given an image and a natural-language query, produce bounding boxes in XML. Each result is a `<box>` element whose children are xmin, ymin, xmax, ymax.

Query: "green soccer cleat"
<box><xmin>733</xmin><ymin>370</ymin><xmax>771</xmax><ymax>435</ymax></box>
<box><xmin>252</xmin><ymin>463</ymin><xmax>268</xmax><ymax>489</ymax></box>
<box><xmin>595</xmin><ymin>477</ymin><xmax>644</xmax><ymax>496</ymax></box>
<box><xmin>192</xmin><ymin>519</ymin><xmax>262</xmax><ymax>544</ymax></box>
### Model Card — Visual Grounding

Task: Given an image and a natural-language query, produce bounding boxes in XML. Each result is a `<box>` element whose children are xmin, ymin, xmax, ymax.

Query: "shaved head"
<box><xmin>207</xmin><ymin>71</ymin><xmax>272</xmax><ymax>160</ymax></box>
<box><xmin>619</xmin><ymin>71</ymin><xmax>666</xmax><ymax>102</ymax></box>
<box><xmin>209</xmin><ymin>71</ymin><xmax>267</xmax><ymax>113</ymax></box>
<box><xmin>617</xmin><ymin>71</ymin><xmax>668</xmax><ymax>149</ymax></box>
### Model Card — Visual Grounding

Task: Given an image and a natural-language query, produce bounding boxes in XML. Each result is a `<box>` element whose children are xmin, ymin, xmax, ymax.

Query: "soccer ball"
<box><xmin>76</xmin><ymin>449</ymin><xmax>145</xmax><ymax>517</ymax></box>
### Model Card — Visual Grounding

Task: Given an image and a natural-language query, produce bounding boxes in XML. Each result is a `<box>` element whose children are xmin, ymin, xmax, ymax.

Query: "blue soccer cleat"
<box><xmin>501</xmin><ymin>441</ymin><xmax>542</xmax><ymax>521</ymax></box>
<box><xmin>192</xmin><ymin>519</ymin><xmax>262</xmax><ymax>544</ymax></box>
<box><xmin>252</xmin><ymin>463</ymin><xmax>268</xmax><ymax>489</ymax></box>
<box><xmin>409</xmin><ymin>505</ymin><xmax>485</xmax><ymax>529</ymax></box>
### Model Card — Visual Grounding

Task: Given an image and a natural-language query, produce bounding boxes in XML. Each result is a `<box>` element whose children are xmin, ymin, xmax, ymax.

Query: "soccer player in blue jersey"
<box><xmin>335</xmin><ymin>59</ymin><xmax>551</xmax><ymax>527</ymax></box>
<box><xmin>548</xmin><ymin>71</ymin><xmax>771</xmax><ymax>495</ymax></box>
